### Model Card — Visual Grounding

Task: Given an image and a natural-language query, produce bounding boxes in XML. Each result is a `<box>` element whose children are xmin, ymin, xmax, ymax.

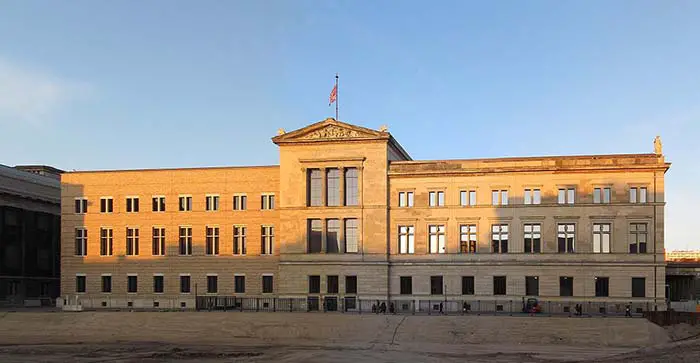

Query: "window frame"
<box><xmin>205</xmin><ymin>194</ymin><xmax>220</xmax><ymax>212</ymax></box>
<box><xmin>126</xmin><ymin>227</ymin><xmax>139</xmax><ymax>256</ymax></box>
<box><xmin>152</xmin><ymin>227</ymin><xmax>166</xmax><ymax>256</ymax></box>
<box><xmin>344</xmin><ymin>219</ymin><xmax>358</xmax><ymax>253</ymax></box>
<box><xmin>99</xmin><ymin>197</ymin><xmax>114</xmax><ymax>213</ymax></box>
<box><xmin>398</xmin><ymin>225</ymin><xmax>415</xmax><ymax>254</ymax></box>
<box><xmin>307</xmin><ymin>219</ymin><xmax>322</xmax><ymax>253</ymax></box>
<box><xmin>398</xmin><ymin>191</ymin><xmax>415</xmax><ymax>207</ymax></box>
<box><xmin>152</xmin><ymin>195</ymin><xmax>166</xmax><ymax>212</ymax></box>
<box><xmin>127</xmin><ymin>274</ymin><xmax>138</xmax><ymax>294</ymax></box>
<box><xmin>428</xmin><ymin>224</ymin><xmax>446</xmax><ymax>254</ymax></box>
<box><xmin>557</xmin><ymin>223</ymin><xmax>576</xmax><ymax>253</ymax></box>
<box><xmin>261</xmin><ymin>193</ymin><xmax>275</xmax><ymax>210</ymax></box>
<box><xmin>233</xmin><ymin>194</ymin><xmax>248</xmax><ymax>211</ymax></box>
<box><xmin>459</xmin><ymin>224</ymin><xmax>477</xmax><ymax>254</ymax></box>
<box><xmin>206</xmin><ymin>274</ymin><xmax>218</xmax><ymax>294</ymax></box>
<box><xmin>233</xmin><ymin>225</ymin><xmax>247</xmax><ymax>255</ymax></box>
<box><xmin>125</xmin><ymin>196</ymin><xmax>139</xmax><ymax>213</ymax></box>
<box><xmin>261</xmin><ymin>225</ymin><xmax>274</xmax><ymax>255</ymax></box>
<box><xmin>461</xmin><ymin>276</ymin><xmax>475</xmax><ymax>295</ymax></box>
<box><xmin>629</xmin><ymin>222</ymin><xmax>648</xmax><ymax>254</ymax></box>
<box><xmin>493</xmin><ymin>276</ymin><xmax>507</xmax><ymax>296</ymax></box>
<box><xmin>491</xmin><ymin>224</ymin><xmax>509</xmax><ymax>254</ymax></box>
<box><xmin>262</xmin><ymin>274</ymin><xmax>274</xmax><ymax>294</ymax></box>
<box><xmin>428</xmin><ymin>190</ymin><xmax>445</xmax><ymax>207</ymax></box>
<box><xmin>344</xmin><ymin>168</ymin><xmax>359</xmax><ymax>206</ymax></box>
<box><xmin>400</xmin><ymin>276</ymin><xmax>412</xmax><ymax>295</ymax></box>
<box><xmin>525</xmin><ymin>276</ymin><xmax>539</xmax><ymax>296</ymax></box>
<box><xmin>178</xmin><ymin>195</ymin><xmax>192</xmax><ymax>212</ymax></box>
<box><xmin>101</xmin><ymin>274</ymin><xmax>112</xmax><ymax>293</ymax></box>
<box><xmin>430</xmin><ymin>276</ymin><xmax>443</xmax><ymax>295</ymax></box>
<box><xmin>595</xmin><ymin>277</ymin><xmax>609</xmax><ymax>297</ymax></box>
<box><xmin>523</xmin><ymin>223</ymin><xmax>542</xmax><ymax>253</ymax></box>
<box><xmin>523</xmin><ymin>188</ymin><xmax>541</xmax><ymax>205</ymax></box>
<box><xmin>234</xmin><ymin>274</ymin><xmax>246</xmax><ymax>294</ymax></box>
<box><xmin>593</xmin><ymin>223</ymin><xmax>612</xmax><ymax>253</ymax></box>
<box><xmin>205</xmin><ymin>226</ymin><xmax>220</xmax><ymax>256</ymax></box>
<box><xmin>153</xmin><ymin>274</ymin><xmax>165</xmax><ymax>294</ymax></box>
<box><xmin>75</xmin><ymin>227</ymin><xmax>88</xmax><ymax>256</ymax></box>
<box><xmin>74</xmin><ymin>198</ymin><xmax>88</xmax><ymax>214</ymax></box>
<box><xmin>557</xmin><ymin>187</ymin><xmax>576</xmax><ymax>204</ymax></box>
<box><xmin>178</xmin><ymin>226</ymin><xmax>193</xmax><ymax>256</ymax></box>
<box><xmin>99</xmin><ymin>227</ymin><xmax>114</xmax><ymax>256</ymax></box>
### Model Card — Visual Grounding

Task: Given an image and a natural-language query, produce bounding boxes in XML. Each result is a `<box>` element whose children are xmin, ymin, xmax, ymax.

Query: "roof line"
<box><xmin>390</xmin><ymin>153</ymin><xmax>663</xmax><ymax>164</ymax></box>
<box><xmin>64</xmin><ymin>164</ymin><xmax>280</xmax><ymax>174</ymax></box>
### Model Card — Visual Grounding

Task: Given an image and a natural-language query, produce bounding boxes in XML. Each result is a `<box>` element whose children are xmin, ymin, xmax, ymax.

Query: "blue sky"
<box><xmin>1</xmin><ymin>1</ymin><xmax>698</xmax><ymax>250</ymax></box>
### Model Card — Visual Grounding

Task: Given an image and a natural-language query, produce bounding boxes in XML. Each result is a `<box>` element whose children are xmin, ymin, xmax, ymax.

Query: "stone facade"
<box><xmin>60</xmin><ymin>118</ymin><xmax>670</xmax><ymax>309</ymax></box>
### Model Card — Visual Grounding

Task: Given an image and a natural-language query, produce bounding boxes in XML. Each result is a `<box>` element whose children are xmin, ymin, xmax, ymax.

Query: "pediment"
<box><xmin>272</xmin><ymin>118</ymin><xmax>386</xmax><ymax>144</ymax></box>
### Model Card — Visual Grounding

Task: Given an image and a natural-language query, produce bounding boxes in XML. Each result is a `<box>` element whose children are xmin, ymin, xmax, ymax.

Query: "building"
<box><xmin>60</xmin><ymin>118</ymin><xmax>670</xmax><ymax>311</ymax></box>
<box><xmin>1</xmin><ymin>164</ymin><xmax>62</xmax><ymax>306</ymax></box>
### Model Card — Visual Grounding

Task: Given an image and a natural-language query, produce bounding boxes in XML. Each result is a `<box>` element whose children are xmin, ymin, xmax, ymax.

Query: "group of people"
<box><xmin>371</xmin><ymin>301</ymin><xmax>395</xmax><ymax>314</ymax></box>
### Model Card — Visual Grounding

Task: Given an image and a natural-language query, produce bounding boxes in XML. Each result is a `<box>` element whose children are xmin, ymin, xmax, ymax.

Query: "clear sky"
<box><xmin>1</xmin><ymin>1</ymin><xmax>698</xmax><ymax>250</ymax></box>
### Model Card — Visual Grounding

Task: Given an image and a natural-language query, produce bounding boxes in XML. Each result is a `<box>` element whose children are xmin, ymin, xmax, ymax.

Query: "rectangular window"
<box><xmin>491</xmin><ymin>224</ymin><xmax>509</xmax><ymax>253</ymax></box>
<box><xmin>207</xmin><ymin>275</ymin><xmax>218</xmax><ymax>294</ymax></box>
<box><xmin>459</xmin><ymin>224</ymin><xmax>477</xmax><ymax>253</ymax></box>
<box><xmin>326</xmin><ymin>168</ymin><xmax>340</xmax><ymax>206</ymax></box>
<box><xmin>525</xmin><ymin>276</ymin><xmax>539</xmax><ymax>296</ymax></box>
<box><xmin>632</xmin><ymin>277</ymin><xmax>646</xmax><ymax>297</ymax></box>
<box><xmin>261</xmin><ymin>226</ymin><xmax>274</xmax><ymax>255</ymax></box>
<box><xmin>327</xmin><ymin>275</ymin><xmax>339</xmax><ymax>294</ymax></box>
<box><xmin>429</xmin><ymin>191</ymin><xmax>445</xmax><ymax>207</ymax></box>
<box><xmin>594</xmin><ymin>188</ymin><xmax>611</xmax><ymax>204</ymax></box>
<box><xmin>262</xmin><ymin>275</ymin><xmax>274</xmax><ymax>293</ymax></box>
<box><xmin>154</xmin><ymin>275</ymin><xmax>164</xmax><ymax>293</ymax></box>
<box><xmin>398</xmin><ymin>226</ymin><xmax>415</xmax><ymax>254</ymax></box>
<box><xmin>593</xmin><ymin>223</ymin><xmax>611</xmax><ymax>253</ymax></box>
<box><xmin>523</xmin><ymin>223</ymin><xmax>541</xmax><ymax>253</ymax></box>
<box><xmin>126</xmin><ymin>197</ymin><xmax>139</xmax><ymax>212</ymax></box>
<box><xmin>100</xmin><ymin>197</ymin><xmax>113</xmax><ymax>213</ymax></box>
<box><xmin>308</xmin><ymin>169</ymin><xmax>322</xmax><ymax>206</ymax></box>
<box><xmin>629</xmin><ymin>223</ymin><xmax>648</xmax><ymax>253</ymax></box>
<box><xmin>492</xmin><ymin>190</ymin><xmax>508</xmax><ymax>205</ymax></box>
<box><xmin>234</xmin><ymin>275</ymin><xmax>246</xmax><ymax>293</ymax></box>
<box><xmin>233</xmin><ymin>226</ymin><xmax>247</xmax><ymax>255</ymax></box>
<box><xmin>462</xmin><ymin>276</ymin><xmax>475</xmax><ymax>295</ymax></box>
<box><xmin>326</xmin><ymin>219</ymin><xmax>341</xmax><ymax>253</ymax></box>
<box><xmin>178</xmin><ymin>227</ymin><xmax>192</xmax><ymax>255</ymax></box>
<box><xmin>179</xmin><ymin>196</ymin><xmax>192</xmax><ymax>211</ymax></box>
<box><xmin>75</xmin><ymin>198</ymin><xmax>88</xmax><ymax>214</ymax></box>
<box><xmin>308</xmin><ymin>275</ymin><xmax>320</xmax><ymax>294</ymax></box>
<box><xmin>100</xmin><ymin>228</ymin><xmax>113</xmax><ymax>256</ymax></box>
<box><xmin>180</xmin><ymin>275</ymin><xmax>191</xmax><ymax>293</ymax></box>
<box><xmin>524</xmin><ymin>189</ymin><xmax>541</xmax><ymax>205</ymax></box>
<box><xmin>428</xmin><ymin>224</ymin><xmax>446</xmax><ymax>253</ymax></box>
<box><xmin>460</xmin><ymin>190</ymin><xmax>477</xmax><ymax>206</ymax></box>
<box><xmin>127</xmin><ymin>275</ymin><xmax>138</xmax><ymax>293</ymax></box>
<box><xmin>75</xmin><ymin>228</ymin><xmax>88</xmax><ymax>256</ymax></box>
<box><xmin>430</xmin><ymin>276</ymin><xmax>443</xmax><ymax>295</ymax></box>
<box><xmin>126</xmin><ymin>227</ymin><xmax>139</xmax><ymax>256</ymax></box>
<box><xmin>399</xmin><ymin>191</ymin><xmax>414</xmax><ymax>207</ymax></box>
<box><xmin>493</xmin><ymin>276</ymin><xmax>506</xmax><ymax>295</ymax></box>
<box><xmin>595</xmin><ymin>277</ymin><xmax>609</xmax><ymax>297</ymax></box>
<box><xmin>205</xmin><ymin>195</ymin><xmax>219</xmax><ymax>211</ymax></box>
<box><xmin>400</xmin><ymin>276</ymin><xmax>412</xmax><ymax>295</ymax></box>
<box><xmin>152</xmin><ymin>227</ymin><xmax>165</xmax><ymax>256</ymax></box>
<box><xmin>557</xmin><ymin>223</ymin><xmax>576</xmax><ymax>253</ymax></box>
<box><xmin>261</xmin><ymin>194</ymin><xmax>275</xmax><ymax>210</ymax></box>
<box><xmin>344</xmin><ymin>219</ymin><xmax>358</xmax><ymax>253</ymax></box>
<box><xmin>308</xmin><ymin>219</ymin><xmax>322</xmax><ymax>253</ymax></box>
<box><xmin>344</xmin><ymin>168</ymin><xmax>359</xmax><ymax>206</ymax></box>
<box><xmin>345</xmin><ymin>276</ymin><xmax>357</xmax><ymax>294</ymax></box>
<box><xmin>630</xmin><ymin>187</ymin><xmax>648</xmax><ymax>204</ymax></box>
<box><xmin>233</xmin><ymin>195</ymin><xmax>247</xmax><ymax>210</ymax></box>
<box><xmin>559</xmin><ymin>276</ymin><xmax>573</xmax><ymax>297</ymax></box>
<box><xmin>205</xmin><ymin>226</ymin><xmax>219</xmax><ymax>255</ymax></box>
<box><xmin>101</xmin><ymin>275</ymin><xmax>112</xmax><ymax>293</ymax></box>
<box><xmin>152</xmin><ymin>196</ymin><xmax>165</xmax><ymax>212</ymax></box>
<box><xmin>76</xmin><ymin>275</ymin><xmax>86</xmax><ymax>293</ymax></box>
<box><xmin>558</xmin><ymin>188</ymin><xmax>575</xmax><ymax>204</ymax></box>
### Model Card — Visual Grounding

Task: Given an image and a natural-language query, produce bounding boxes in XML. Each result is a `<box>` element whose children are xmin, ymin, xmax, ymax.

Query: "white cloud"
<box><xmin>0</xmin><ymin>57</ymin><xmax>91</xmax><ymax>126</ymax></box>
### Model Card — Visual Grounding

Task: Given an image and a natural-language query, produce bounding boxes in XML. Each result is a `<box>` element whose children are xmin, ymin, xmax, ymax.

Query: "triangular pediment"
<box><xmin>272</xmin><ymin>118</ymin><xmax>386</xmax><ymax>144</ymax></box>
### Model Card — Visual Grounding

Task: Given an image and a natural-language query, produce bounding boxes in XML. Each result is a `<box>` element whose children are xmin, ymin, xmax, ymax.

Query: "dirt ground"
<box><xmin>0</xmin><ymin>311</ymin><xmax>697</xmax><ymax>362</ymax></box>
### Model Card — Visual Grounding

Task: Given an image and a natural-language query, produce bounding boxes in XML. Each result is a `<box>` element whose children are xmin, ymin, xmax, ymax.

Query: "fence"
<box><xmin>644</xmin><ymin>311</ymin><xmax>700</xmax><ymax>326</ymax></box>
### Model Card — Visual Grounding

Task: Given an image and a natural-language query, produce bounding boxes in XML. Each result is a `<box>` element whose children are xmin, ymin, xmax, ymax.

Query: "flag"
<box><xmin>329</xmin><ymin>84</ymin><xmax>337</xmax><ymax>106</ymax></box>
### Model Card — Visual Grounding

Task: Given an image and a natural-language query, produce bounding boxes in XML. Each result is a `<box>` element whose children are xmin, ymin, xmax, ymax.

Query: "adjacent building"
<box><xmin>60</xmin><ymin>118</ymin><xmax>670</xmax><ymax>310</ymax></box>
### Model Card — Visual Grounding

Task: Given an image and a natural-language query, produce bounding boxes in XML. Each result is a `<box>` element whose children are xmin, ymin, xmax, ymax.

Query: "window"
<box><xmin>233</xmin><ymin>226</ymin><xmax>247</xmax><ymax>255</ymax></box>
<box><xmin>152</xmin><ymin>196</ymin><xmax>165</xmax><ymax>212</ymax></box>
<box><xmin>523</xmin><ymin>224</ymin><xmax>541</xmax><ymax>253</ymax></box>
<box><xmin>559</xmin><ymin>276</ymin><xmax>573</xmax><ymax>297</ymax></box>
<box><xmin>398</xmin><ymin>191</ymin><xmax>414</xmax><ymax>207</ymax></box>
<box><xmin>326</xmin><ymin>219</ymin><xmax>341</xmax><ymax>253</ymax></box>
<box><xmin>429</xmin><ymin>191</ymin><xmax>445</xmax><ymax>207</ymax></box>
<box><xmin>460</xmin><ymin>224</ymin><xmax>477</xmax><ymax>253</ymax></box>
<box><xmin>493</xmin><ymin>276</ymin><xmax>506</xmax><ymax>295</ymax></box>
<box><xmin>101</xmin><ymin>275</ymin><xmax>112</xmax><ymax>293</ymax></box>
<box><xmin>325</xmin><ymin>168</ymin><xmax>341</xmax><ymax>206</ymax></box>
<box><xmin>180</xmin><ymin>275</ymin><xmax>191</xmax><ymax>293</ymax></box>
<box><xmin>261</xmin><ymin>226</ymin><xmax>274</xmax><ymax>255</ymax></box>
<box><xmin>462</xmin><ymin>276</ymin><xmax>475</xmax><ymax>295</ymax></box>
<box><xmin>632</xmin><ymin>277</ymin><xmax>646</xmax><ymax>297</ymax></box>
<box><xmin>262</xmin><ymin>275</ymin><xmax>274</xmax><ymax>294</ymax></box>
<box><xmin>430</xmin><ymin>276</ymin><xmax>443</xmax><ymax>295</ymax></box>
<box><xmin>524</xmin><ymin>189</ymin><xmax>541</xmax><ymax>205</ymax></box>
<box><xmin>126</xmin><ymin>227</ymin><xmax>139</xmax><ymax>256</ymax></box>
<box><xmin>100</xmin><ymin>228</ymin><xmax>113</xmax><ymax>256</ymax></box>
<box><xmin>100</xmin><ymin>197</ymin><xmax>113</xmax><ymax>213</ymax></box>
<box><xmin>261</xmin><ymin>194</ymin><xmax>275</xmax><ymax>210</ymax></box>
<box><xmin>152</xmin><ymin>227</ymin><xmax>165</xmax><ymax>256</ymax></box>
<box><xmin>594</xmin><ymin>188</ymin><xmax>611</xmax><ymax>204</ymax></box>
<box><xmin>526</xmin><ymin>276</ymin><xmax>539</xmax><ymax>296</ymax></box>
<box><xmin>344</xmin><ymin>168</ymin><xmax>359</xmax><ymax>206</ymax></box>
<box><xmin>154</xmin><ymin>275</ymin><xmax>164</xmax><ymax>293</ymax></box>
<box><xmin>327</xmin><ymin>275</ymin><xmax>339</xmax><ymax>294</ymax></box>
<box><xmin>178</xmin><ymin>227</ymin><xmax>192</xmax><ymax>255</ymax></box>
<box><xmin>75</xmin><ymin>198</ymin><xmax>88</xmax><ymax>214</ymax></box>
<box><xmin>460</xmin><ymin>190</ymin><xmax>477</xmax><ymax>206</ymax></box>
<box><xmin>127</xmin><ymin>275</ymin><xmax>138</xmax><ymax>293</ymax></box>
<box><xmin>557</xmin><ymin>223</ymin><xmax>575</xmax><ymax>253</ymax></box>
<box><xmin>428</xmin><ymin>225</ymin><xmax>446</xmax><ymax>253</ymax></box>
<box><xmin>491</xmin><ymin>224</ymin><xmax>509</xmax><ymax>253</ymax></box>
<box><xmin>398</xmin><ymin>226</ymin><xmax>415</xmax><ymax>254</ymax></box>
<box><xmin>558</xmin><ymin>188</ymin><xmax>575</xmax><ymax>204</ymax></box>
<box><xmin>75</xmin><ymin>228</ymin><xmax>88</xmax><ymax>256</ymax></box>
<box><xmin>345</xmin><ymin>276</ymin><xmax>357</xmax><ymax>294</ymax></box>
<box><xmin>595</xmin><ymin>277</ymin><xmax>609</xmax><ymax>297</ymax></box>
<box><xmin>308</xmin><ymin>275</ymin><xmax>320</xmax><ymax>293</ymax></box>
<box><xmin>308</xmin><ymin>219</ymin><xmax>322</xmax><ymax>253</ymax></box>
<box><xmin>234</xmin><ymin>275</ymin><xmax>245</xmax><ymax>293</ymax></box>
<box><xmin>629</xmin><ymin>223</ymin><xmax>648</xmax><ymax>253</ymax></box>
<box><xmin>206</xmin><ymin>226</ymin><xmax>219</xmax><ymax>255</ymax></box>
<box><xmin>233</xmin><ymin>195</ymin><xmax>247</xmax><ymax>210</ymax></box>
<box><xmin>400</xmin><ymin>276</ymin><xmax>412</xmax><ymax>295</ymax></box>
<box><xmin>207</xmin><ymin>275</ymin><xmax>218</xmax><ymax>294</ymax></box>
<box><xmin>593</xmin><ymin>223</ymin><xmax>611</xmax><ymax>253</ymax></box>
<box><xmin>205</xmin><ymin>195</ymin><xmax>219</xmax><ymax>211</ymax></box>
<box><xmin>630</xmin><ymin>187</ymin><xmax>648</xmax><ymax>203</ymax></box>
<box><xmin>492</xmin><ymin>190</ymin><xmax>508</xmax><ymax>205</ymax></box>
<box><xmin>308</xmin><ymin>169</ymin><xmax>322</xmax><ymax>206</ymax></box>
<box><xmin>126</xmin><ymin>197</ymin><xmax>139</xmax><ymax>212</ymax></box>
<box><xmin>179</xmin><ymin>196</ymin><xmax>192</xmax><ymax>211</ymax></box>
<box><xmin>75</xmin><ymin>275</ymin><xmax>86</xmax><ymax>293</ymax></box>
<box><xmin>344</xmin><ymin>219</ymin><xmax>358</xmax><ymax>253</ymax></box>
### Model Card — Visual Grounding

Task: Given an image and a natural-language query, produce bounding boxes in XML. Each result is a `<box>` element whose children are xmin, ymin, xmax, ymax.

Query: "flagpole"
<box><xmin>335</xmin><ymin>73</ymin><xmax>339</xmax><ymax>120</ymax></box>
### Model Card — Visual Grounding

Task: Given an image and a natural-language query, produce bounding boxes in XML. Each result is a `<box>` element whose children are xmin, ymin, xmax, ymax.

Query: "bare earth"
<box><xmin>0</xmin><ymin>311</ymin><xmax>698</xmax><ymax>362</ymax></box>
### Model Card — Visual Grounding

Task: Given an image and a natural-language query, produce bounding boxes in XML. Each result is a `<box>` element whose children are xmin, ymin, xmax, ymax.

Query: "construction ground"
<box><xmin>0</xmin><ymin>312</ymin><xmax>698</xmax><ymax>362</ymax></box>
